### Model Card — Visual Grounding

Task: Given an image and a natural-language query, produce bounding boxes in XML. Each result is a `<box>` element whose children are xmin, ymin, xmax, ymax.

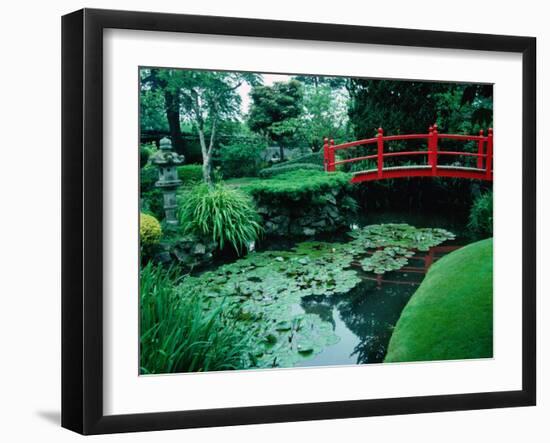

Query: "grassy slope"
<box><xmin>384</xmin><ymin>238</ymin><xmax>493</xmax><ymax>363</ymax></box>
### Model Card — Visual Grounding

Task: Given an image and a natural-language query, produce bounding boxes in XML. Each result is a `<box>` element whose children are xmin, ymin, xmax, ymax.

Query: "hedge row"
<box><xmin>258</xmin><ymin>163</ymin><xmax>324</xmax><ymax>178</ymax></box>
<box><xmin>241</xmin><ymin>170</ymin><xmax>352</xmax><ymax>201</ymax></box>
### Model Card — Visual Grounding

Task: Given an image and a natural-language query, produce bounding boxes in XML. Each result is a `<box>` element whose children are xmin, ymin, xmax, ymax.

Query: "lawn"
<box><xmin>384</xmin><ymin>238</ymin><xmax>493</xmax><ymax>363</ymax></box>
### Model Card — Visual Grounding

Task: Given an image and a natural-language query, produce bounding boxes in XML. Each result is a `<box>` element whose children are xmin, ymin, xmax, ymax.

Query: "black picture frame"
<box><xmin>62</xmin><ymin>8</ymin><xmax>536</xmax><ymax>435</ymax></box>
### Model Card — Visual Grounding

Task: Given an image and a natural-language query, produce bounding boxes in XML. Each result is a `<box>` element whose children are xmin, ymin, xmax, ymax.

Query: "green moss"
<box><xmin>384</xmin><ymin>238</ymin><xmax>493</xmax><ymax>363</ymax></box>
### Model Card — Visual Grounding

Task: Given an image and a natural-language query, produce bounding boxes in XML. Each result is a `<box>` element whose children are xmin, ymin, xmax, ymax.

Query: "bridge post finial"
<box><xmin>429</xmin><ymin>125</ymin><xmax>433</xmax><ymax>133</ymax></box>
<box><xmin>432</xmin><ymin>123</ymin><xmax>438</xmax><ymax>133</ymax></box>
<box><xmin>377</xmin><ymin>127</ymin><xmax>383</xmax><ymax>137</ymax></box>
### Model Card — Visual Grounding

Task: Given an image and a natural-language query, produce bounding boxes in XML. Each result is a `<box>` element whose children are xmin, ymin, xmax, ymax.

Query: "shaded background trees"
<box><xmin>248</xmin><ymin>79</ymin><xmax>304</xmax><ymax>161</ymax></box>
<box><xmin>347</xmin><ymin>79</ymin><xmax>493</xmax><ymax>138</ymax></box>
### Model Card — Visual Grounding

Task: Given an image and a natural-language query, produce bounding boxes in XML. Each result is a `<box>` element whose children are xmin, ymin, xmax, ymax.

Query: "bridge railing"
<box><xmin>323</xmin><ymin>125</ymin><xmax>493</xmax><ymax>180</ymax></box>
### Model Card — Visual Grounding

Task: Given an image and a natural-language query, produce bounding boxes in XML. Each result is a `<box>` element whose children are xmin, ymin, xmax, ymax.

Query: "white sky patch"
<box><xmin>239</xmin><ymin>73</ymin><xmax>295</xmax><ymax>115</ymax></box>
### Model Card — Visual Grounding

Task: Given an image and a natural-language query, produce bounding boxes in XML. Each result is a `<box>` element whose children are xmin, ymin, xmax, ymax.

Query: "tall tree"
<box><xmin>140</xmin><ymin>68</ymin><xmax>186</xmax><ymax>154</ymax></box>
<box><xmin>298</xmin><ymin>82</ymin><xmax>351</xmax><ymax>150</ymax></box>
<box><xmin>175</xmin><ymin>71</ymin><xmax>259</xmax><ymax>184</ymax></box>
<box><xmin>248</xmin><ymin>80</ymin><xmax>304</xmax><ymax>161</ymax></box>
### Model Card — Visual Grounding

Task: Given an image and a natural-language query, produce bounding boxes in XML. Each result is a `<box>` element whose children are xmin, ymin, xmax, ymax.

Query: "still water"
<box><xmin>294</xmin><ymin>210</ymin><xmax>467</xmax><ymax>366</ymax></box>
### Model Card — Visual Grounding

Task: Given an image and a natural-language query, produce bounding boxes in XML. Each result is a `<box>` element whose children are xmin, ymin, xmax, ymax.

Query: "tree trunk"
<box><xmin>164</xmin><ymin>90</ymin><xmax>186</xmax><ymax>154</ymax></box>
<box><xmin>202</xmin><ymin>153</ymin><xmax>212</xmax><ymax>185</ymax></box>
<box><xmin>279</xmin><ymin>144</ymin><xmax>285</xmax><ymax>162</ymax></box>
<box><xmin>197</xmin><ymin>127</ymin><xmax>213</xmax><ymax>186</ymax></box>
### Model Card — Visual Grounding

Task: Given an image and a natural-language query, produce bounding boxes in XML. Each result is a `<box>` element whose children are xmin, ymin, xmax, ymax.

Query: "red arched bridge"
<box><xmin>323</xmin><ymin>125</ymin><xmax>493</xmax><ymax>183</ymax></box>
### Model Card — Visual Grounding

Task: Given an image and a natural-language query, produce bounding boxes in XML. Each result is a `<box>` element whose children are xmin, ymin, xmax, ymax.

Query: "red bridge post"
<box><xmin>323</xmin><ymin>137</ymin><xmax>330</xmax><ymax>171</ymax></box>
<box><xmin>477</xmin><ymin>129</ymin><xmax>485</xmax><ymax>169</ymax></box>
<box><xmin>429</xmin><ymin>124</ymin><xmax>439</xmax><ymax>175</ymax></box>
<box><xmin>377</xmin><ymin>127</ymin><xmax>384</xmax><ymax>178</ymax></box>
<box><xmin>486</xmin><ymin>128</ymin><xmax>493</xmax><ymax>179</ymax></box>
<box><xmin>329</xmin><ymin>139</ymin><xmax>336</xmax><ymax>172</ymax></box>
<box><xmin>428</xmin><ymin>125</ymin><xmax>433</xmax><ymax>166</ymax></box>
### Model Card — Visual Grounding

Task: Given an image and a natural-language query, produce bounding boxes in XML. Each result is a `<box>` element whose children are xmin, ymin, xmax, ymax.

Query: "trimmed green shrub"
<box><xmin>177</xmin><ymin>164</ymin><xmax>203</xmax><ymax>184</ymax></box>
<box><xmin>237</xmin><ymin>170</ymin><xmax>356</xmax><ymax>237</ymax></box>
<box><xmin>385</xmin><ymin>238</ymin><xmax>493</xmax><ymax>362</ymax></box>
<box><xmin>241</xmin><ymin>170</ymin><xmax>352</xmax><ymax>201</ymax></box>
<box><xmin>468</xmin><ymin>191</ymin><xmax>493</xmax><ymax>238</ymax></box>
<box><xmin>140</xmin><ymin>263</ymin><xmax>251</xmax><ymax>374</ymax></box>
<box><xmin>219</xmin><ymin>140</ymin><xmax>264</xmax><ymax>178</ymax></box>
<box><xmin>140</xmin><ymin>213</ymin><xmax>162</xmax><ymax>247</ymax></box>
<box><xmin>178</xmin><ymin>182</ymin><xmax>262</xmax><ymax>253</ymax></box>
<box><xmin>259</xmin><ymin>163</ymin><xmax>324</xmax><ymax>178</ymax></box>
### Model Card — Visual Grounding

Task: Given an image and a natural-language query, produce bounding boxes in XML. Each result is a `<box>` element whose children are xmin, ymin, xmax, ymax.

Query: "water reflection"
<box><xmin>295</xmin><ymin>247</ymin><xmax>460</xmax><ymax>367</ymax></box>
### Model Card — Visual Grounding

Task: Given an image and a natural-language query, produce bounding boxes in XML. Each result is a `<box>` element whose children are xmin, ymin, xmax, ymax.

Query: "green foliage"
<box><xmin>468</xmin><ymin>191</ymin><xmax>493</xmax><ymax>238</ymax></box>
<box><xmin>348</xmin><ymin>224</ymin><xmax>455</xmax><ymax>274</ymax></box>
<box><xmin>259</xmin><ymin>163</ymin><xmax>324</xmax><ymax>178</ymax></box>
<box><xmin>141</xmin><ymin>67</ymin><xmax>261</xmax><ymax>183</ymax></box>
<box><xmin>385</xmin><ymin>238</ymin><xmax>493</xmax><ymax>362</ymax></box>
<box><xmin>139</xmin><ymin>263</ymin><xmax>251</xmax><ymax>374</ymax></box>
<box><xmin>360</xmin><ymin>247</ymin><xmax>413</xmax><ymax>274</ymax></box>
<box><xmin>140</xmin><ymin>213</ymin><xmax>162</xmax><ymax>257</ymax></box>
<box><xmin>347</xmin><ymin>79</ymin><xmax>493</xmax><ymax>140</ymax></box>
<box><xmin>248</xmin><ymin>80</ymin><xmax>304</xmax><ymax>157</ymax></box>
<box><xmin>218</xmin><ymin>137</ymin><xmax>264</xmax><ymax>178</ymax></box>
<box><xmin>140</xmin><ymin>142</ymin><xmax>157</xmax><ymax>166</ymax></box>
<box><xmin>139</xmin><ymin>87</ymin><xmax>168</xmax><ymax>133</ymax></box>
<box><xmin>241</xmin><ymin>170</ymin><xmax>352</xmax><ymax>201</ymax></box>
<box><xmin>177</xmin><ymin>164</ymin><xmax>203</xmax><ymax>184</ymax></box>
<box><xmin>298</xmin><ymin>82</ymin><xmax>352</xmax><ymax>150</ymax></box>
<box><xmin>348</xmin><ymin>223</ymin><xmax>456</xmax><ymax>252</ymax></box>
<box><xmin>140</xmin><ymin>164</ymin><xmax>164</xmax><ymax>219</ymax></box>
<box><xmin>178</xmin><ymin>183</ymin><xmax>262</xmax><ymax>253</ymax></box>
<box><xmin>273</xmin><ymin>151</ymin><xmax>324</xmax><ymax>167</ymax></box>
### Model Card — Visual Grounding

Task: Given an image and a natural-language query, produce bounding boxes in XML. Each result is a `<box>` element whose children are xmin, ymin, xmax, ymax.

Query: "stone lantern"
<box><xmin>151</xmin><ymin>137</ymin><xmax>185</xmax><ymax>225</ymax></box>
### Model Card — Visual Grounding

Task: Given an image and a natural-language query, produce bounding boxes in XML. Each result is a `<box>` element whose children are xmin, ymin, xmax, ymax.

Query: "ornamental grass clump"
<box><xmin>178</xmin><ymin>182</ymin><xmax>262</xmax><ymax>254</ymax></box>
<box><xmin>139</xmin><ymin>263</ymin><xmax>251</xmax><ymax>374</ymax></box>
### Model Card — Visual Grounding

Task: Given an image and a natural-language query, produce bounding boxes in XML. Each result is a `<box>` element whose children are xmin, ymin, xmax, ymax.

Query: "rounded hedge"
<box><xmin>385</xmin><ymin>238</ymin><xmax>493</xmax><ymax>363</ymax></box>
<box><xmin>258</xmin><ymin>163</ymin><xmax>324</xmax><ymax>178</ymax></box>
<box><xmin>140</xmin><ymin>213</ymin><xmax>162</xmax><ymax>247</ymax></box>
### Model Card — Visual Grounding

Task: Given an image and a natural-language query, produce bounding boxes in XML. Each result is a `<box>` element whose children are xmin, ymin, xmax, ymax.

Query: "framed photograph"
<box><xmin>62</xmin><ymin>8</ymin><xmax>536</xmax><ymax>435</ymax></box>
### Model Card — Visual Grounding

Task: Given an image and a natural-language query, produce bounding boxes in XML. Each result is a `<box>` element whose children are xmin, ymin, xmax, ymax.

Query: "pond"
<box><xmin>263</xmin><ymin>210</ymin><xmax>467</xmax><ymax>367</ymax></box>
<box><xmin>185</xmin><ymin>210</ymin><xmax>469</xmax><ymax>369</ymax></box>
